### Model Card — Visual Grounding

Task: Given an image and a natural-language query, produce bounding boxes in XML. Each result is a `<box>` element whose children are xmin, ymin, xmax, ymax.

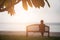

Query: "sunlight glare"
<box><xmin>13</xmin><ymin>2</ymin><xmax>34</xmax><ymax>31</ymax></box>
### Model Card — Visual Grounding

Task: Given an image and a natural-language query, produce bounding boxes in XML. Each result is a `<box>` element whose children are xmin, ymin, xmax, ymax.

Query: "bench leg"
<box><xmin>48</xmin><ymin>32</ymin><xmax>49</xmax><ymax>37</ymax></box>
<box><xmin>26</xmin><ymin>27</ymin><xmax>28</xmax><ymax>37</ymax></box>
<box><xmin>26</xmin><ymin>31</ymin><xmax>28</xmax><ymax>37</ymax></box>
<box><xmin>41</xmin><ymin>33</ymin><xmax>44</xmax><ymax>37</ymax></box>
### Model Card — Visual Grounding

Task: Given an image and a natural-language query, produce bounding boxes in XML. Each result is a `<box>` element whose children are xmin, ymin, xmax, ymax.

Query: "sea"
<box><xmin>0</xmin><ymin>23</ymin><xmax>60</xmax><ymax>37</ymax></box>
<box><xmin>0</xmin><ymin>23</ymin><xmax>60</xmax><ymax>32</ymax></box>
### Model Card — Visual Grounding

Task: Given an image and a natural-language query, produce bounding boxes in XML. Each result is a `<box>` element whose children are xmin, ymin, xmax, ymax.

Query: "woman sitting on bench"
<box><xmin>39</xmin><ymin>20</ymin><xmax>49</xmax><ymax>37</ymax></box>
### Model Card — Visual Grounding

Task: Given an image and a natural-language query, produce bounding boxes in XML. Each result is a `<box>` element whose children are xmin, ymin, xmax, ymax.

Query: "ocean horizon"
<box><xmin>0</xmin><ymin>23</ymin><xmax>60</xmax><ymax>32</ymax></box>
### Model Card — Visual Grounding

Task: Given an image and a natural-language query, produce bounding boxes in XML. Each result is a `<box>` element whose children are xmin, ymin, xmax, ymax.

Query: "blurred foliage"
<box><xmin>0</xmin><ymin>0</ymin><xmax>50</xmax><ymax>16</ymax></box>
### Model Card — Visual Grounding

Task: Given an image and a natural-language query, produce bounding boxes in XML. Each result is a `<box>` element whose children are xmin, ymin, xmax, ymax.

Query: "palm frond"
<box><xmin>0</xmin><ymin>0</ymin><xmax>50</xmax><ymax>16</ymax></box>
<box><xmin>27</xmin><ymin>0</ymin><xmax>32</xmax><ymax>7</ymax></box>
<box><xmin>22</xmin><ymin>0</ymin><xmax>28</xmax><ymax>10</ymax></box>
<box><xmin>45</xmin><ymin>0</ymin><xmax>50</xmax><ymax>7</ymax></box>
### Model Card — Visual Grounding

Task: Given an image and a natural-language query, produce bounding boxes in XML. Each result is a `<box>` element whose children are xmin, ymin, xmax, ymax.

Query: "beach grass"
<box><xmin>0</xmin><ymin>35</ymin><xmax>60</xmax><ymax>40</ymax></box>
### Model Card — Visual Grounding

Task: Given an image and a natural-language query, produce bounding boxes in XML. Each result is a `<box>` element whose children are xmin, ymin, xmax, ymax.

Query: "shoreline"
<box><xmin>0</xmin><ymin>31</ymin><xmax>60</xmax><ymax>37</ymax></box>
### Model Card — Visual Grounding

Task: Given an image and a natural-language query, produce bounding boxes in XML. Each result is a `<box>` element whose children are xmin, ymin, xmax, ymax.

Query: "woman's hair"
<box><xmin>41</xmin><ymin>20</ymin><xmax>44</xmax><ymax>22</ymax></box>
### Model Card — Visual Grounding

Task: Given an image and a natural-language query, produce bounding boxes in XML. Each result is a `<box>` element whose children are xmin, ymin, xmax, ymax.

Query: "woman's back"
<box><xmin>39</xmin><ymin>24</ymin><xmax>45</xmax><ymax>32</ymax></box>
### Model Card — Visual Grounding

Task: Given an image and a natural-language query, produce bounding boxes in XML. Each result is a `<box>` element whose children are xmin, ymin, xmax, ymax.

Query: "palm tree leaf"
<box><xmin>27</xmin><ymin>0</ymin><xmax>32</xmax><ymax>7</ymax></box>
<box><xmin>31</xmin><ymin>0</ymin><xmax>45</xmax><ymax>8</ymax></box>
<box><xmin>45</xmin><ymin>0</ymin><xmax>50</xmax><ymax>7</ymax></box>
<box><xmin>31</xmin><ymin>0</ymin><xmax>38</xmax><ymax>8</ymax></box>
<box><xmin>8</xmin><ymin>6</ymin><xmax>15</xmax><ymax>16</ymax></box>
<box><xmin>0</xmin><ymin>0</ymin><xmax>4</xmax><ymax>5</ymax></box>
<box><xmin>39</xmin><ymin>0</ymin><xmax>45</xmax><ymax>7</ymax></box>
<box><xmin>0</xmin><ymin>0</ymin><xmax>50</xmax><ymax>15</ymax></box>
<box><xmin>0</xmin><ymin>0</ymin><xmax>5</xmax><ymax>8</ymax></box>
<box><xmin>15</xmin><ymin>0</ymin><xmax>21</xmax><ymax>5</ymax></box>
<box><xmin>22</xmin><ymin>0</ymin><xmax>28</xmax><ymax>10</ymax></box>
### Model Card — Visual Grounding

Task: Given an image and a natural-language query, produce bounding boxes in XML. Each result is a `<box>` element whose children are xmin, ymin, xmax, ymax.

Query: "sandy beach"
<box><xmin>0</xmin><ymin>31</ymin><xmax>60</xmax><ymax>37</ymax></box>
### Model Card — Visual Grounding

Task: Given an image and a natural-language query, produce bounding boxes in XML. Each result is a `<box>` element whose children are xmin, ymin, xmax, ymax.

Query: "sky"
<box><xmin>0</xmin><ymin>0</ymin><xmax>60</xmax><ymax>23</ymax></box>
<box><xmin>0</xmin><ymin>0</ymin><xmax>60</xmax><ymax>32</ymax></box>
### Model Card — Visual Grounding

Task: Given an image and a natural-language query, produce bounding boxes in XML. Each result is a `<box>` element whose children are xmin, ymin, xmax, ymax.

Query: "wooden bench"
<box><xmin>26</xmin><ymin>24</ymin><xmax>50</xmax><ymax>37</ymax></box>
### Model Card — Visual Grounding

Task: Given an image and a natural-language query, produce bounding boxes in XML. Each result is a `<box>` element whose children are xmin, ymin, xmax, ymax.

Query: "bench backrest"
<box><xmin>26</xmin><ymin>24</ymin><xmax>49</xmax><ymax>32</ymax></box>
